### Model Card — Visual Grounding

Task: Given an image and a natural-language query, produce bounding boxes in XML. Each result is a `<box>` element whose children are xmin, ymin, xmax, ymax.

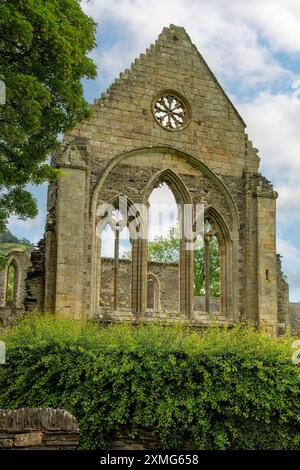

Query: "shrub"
<box><xmin>0</xmin><ymin>314</ymin><xmax>300</xmax><ymax>449</ymax></box>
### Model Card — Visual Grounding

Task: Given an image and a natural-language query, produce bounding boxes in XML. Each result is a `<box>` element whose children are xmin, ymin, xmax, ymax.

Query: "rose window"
<box><xmin>153</xmin><ymin>94</ymin><xmax>187</xmax><ymax>130</ymax></box>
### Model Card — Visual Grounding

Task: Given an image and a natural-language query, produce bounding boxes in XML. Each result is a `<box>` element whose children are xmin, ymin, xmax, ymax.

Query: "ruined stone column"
<box><xmin>52</xmin><ymin>144</ymin><xmax>87</xmax><ymax>318</ymax></box>
<box><xmin>244</xmin><ymin>174</ymin><xmax>278</xmax><ymax>335</ymax></box>
<box><xmin>256</xmin><ymin>188</ymin><xmax>278</xmax><ymax>336</ymax></box>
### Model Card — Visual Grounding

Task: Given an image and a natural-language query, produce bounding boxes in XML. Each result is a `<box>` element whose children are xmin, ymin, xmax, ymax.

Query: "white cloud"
<box><xmin>90</xmin><ymin>41</ymin><xmax>141</xmax><ymax>89</ymax></box>
<box><xmin>148</xmin><ymin>184</ymin><xmax>178</xmax><ymax>240</ymax></box>
<box><xmin>8</xmin><ymin>214</ymin><xmax>45</xmax><ymax>245</ymax></box>
<box><xmin>276</xmin><ymin>187</ymin><xmax>300</xmax><ymax>227</ymax></box>
<box><xmin>83</xmin><ymin>0</ymin><xmax>291</xmax><ymax>91</ymax></box>
<box><xmin>237</xmin><ymin>85</ymin><xmax>300</xmax><ymax>225</ymax></box>
<box><xmin>232</xmin><ymin>0</ymin><xmax>300</xmax><ymax>53</ymax></box>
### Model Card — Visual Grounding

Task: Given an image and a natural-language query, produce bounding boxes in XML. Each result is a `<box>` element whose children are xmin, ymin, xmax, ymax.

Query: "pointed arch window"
<box><xmin>203</xmin><ymin>221</ymin><xmax>221</xmax><ymax>313</ymax></box>
<box><xmin>145</xmin><ymin>169</ymin><xmax>193</xmax><ymax>315</ymax></box>
<box><xmin>6</xmin><ymin>259</ymin><xmax>19</xmax><ymax>306</ymax></box>
<box><xmin>98</xmin><ymin>200</ymin><xmax>137</xmax><ymax>311</ymax></box>
<box><xmin>147</xmin><ymin>274</ymin><xmax>160</xmax><ymax>311</ymax></box>
<box><xmin>194</xmin><ymin>215</ymin><xmax>227</xmax><ymax>314</ymax></box>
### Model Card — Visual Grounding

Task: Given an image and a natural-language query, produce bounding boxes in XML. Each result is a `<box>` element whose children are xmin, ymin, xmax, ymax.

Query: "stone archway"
<box><xmin>5</xmin><ymin>259</ymin><xmax>19</xmax><ymax>306</ymax></box>
<box><xmin>0</xmin><ymin>251</ymin><xmax>32</xmax><ymax>321</ymax></box>
<box><xmin>147</xmin><ymin>273</ymin><xmax>160</xmax><ymax>311</ymax></box>
<box><xmin>89</xmin><ymin>147</ymin><xmax>240</xmax><ymax>321</ymax></box>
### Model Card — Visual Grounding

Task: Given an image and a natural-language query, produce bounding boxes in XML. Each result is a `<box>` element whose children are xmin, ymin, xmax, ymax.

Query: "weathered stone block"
<box><xmin>14</xmin><ymin>432</ymin><xmax>44</xmax><ymax>448</ymax></box>
<box><xmin>1</xmin><ymin>439</ymin><xmax>14</xmax><ymax>448</ymax></box>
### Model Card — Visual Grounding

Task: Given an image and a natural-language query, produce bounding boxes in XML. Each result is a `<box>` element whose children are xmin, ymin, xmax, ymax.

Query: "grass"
<box><xmin>0</xmin><ymin>242</ymin><xmax>34</xmax><ymax>255</ymax></box>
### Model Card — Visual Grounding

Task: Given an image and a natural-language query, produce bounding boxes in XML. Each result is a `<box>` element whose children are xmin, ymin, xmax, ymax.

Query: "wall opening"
<box><xmin>194</xmin><ymin>220</ymin><xmax>221</xmax><ymax>313</ymax></box>
<box><xmin>147</xmin><ymin>274</ymin><xmax>160</xmax><ymax>310</ymax></box>
<box><xmin>5</xmin><ymin>260</ymin><xmax>19</xmax><ymax>306</ymax></box>
<box><xmin>99</xmin><ymin>207</ymin><xmax>132</xmax><ymax>310</ymax></box>
<box><xmin>147</xmin><ymin>182</ymin><xmax>180</xmax><ymax>312</ymax></box>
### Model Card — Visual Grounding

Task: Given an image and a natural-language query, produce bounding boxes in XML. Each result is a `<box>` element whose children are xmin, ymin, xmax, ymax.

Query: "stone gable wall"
<box><xmin>65</xmin><ymin>25</ymin><xmax>259</xmax><ymax>180</ymax></box>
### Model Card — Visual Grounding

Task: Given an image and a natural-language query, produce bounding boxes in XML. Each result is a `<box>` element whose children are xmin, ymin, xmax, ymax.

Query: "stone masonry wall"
<box><xmin>290</xmin><ymin>303</ymin><xmax>300</xmax><ymax>336</ymax></box>
<box><xmin>194</xmin><ymin>296</ymin><xmax>220</xmax><ymax>312</ymax></box>
<box><xmin>0</xmin><ymin>408</ymin><xmax>79</xmax><ymax>450</ymax></box>
<box><xmin>277</xmin><ymin>255</ymin><xmax>290</xmax><ymax>336</ymax></box>
<box><xmin>100</xmin><ymin>258</ymin><xmax>223</xmax><ymax>314</ymax></box>
<box><xmin>100</xmin><ymin>258</ymin><xmax>179</xmax><ymax>313</ymax></box>
<box><xmin>0</xmin><ymin>250</ymin><xmax>32</xmax><ymax>327</ymax></box>
<box><xmin>100</xmin><ymin>257</ymin><xmax>132</xmax><ymax>309</ymax></box>
<box><xmin>147</xmin><ymin>261</ymin><xmax>180</xmax><ymax>312</ymax></box>
<box><xmin>0</xmin><ymin>251</ymin><xmax>32</xmax><ymax>309</ymax></box>
<box><xmin>24</xmin><ymin>239</ymin><xmax>45</xmax><ymax>312</ymax></box>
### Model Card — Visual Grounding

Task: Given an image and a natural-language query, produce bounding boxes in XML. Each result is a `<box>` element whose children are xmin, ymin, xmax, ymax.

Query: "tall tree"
<box><xmin>147</xmin><ymin>226</ymin><xmax>180</xmax><ymax>263</ymax></box>
<box><xmin>193</xmin><ymin>235</ymin><xmax>220</xmax><ymax>297</ymax></box>
<box><xmin>146</xmin><ymin>227</ymin><xmax>221</xmax><ymax>297</ymax></box>
<box><xmin>0</xmin><ymin>0</ymin><xmax>97</xmax><ymax>232</ymax></box>
<box><xmin>0</xmin><ymin>228</ymin><xmax>19</xmax><ymax>244</ymax></box>
<box><xmin>123</xmin><ymin>225</ymin><xmax>221</xmax><ymax>296</ymax></box>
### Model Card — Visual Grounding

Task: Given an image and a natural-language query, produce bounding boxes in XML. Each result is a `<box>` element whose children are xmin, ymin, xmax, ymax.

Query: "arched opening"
<box><xmin>6</xmin><ymin>260</ymin><xmax>19</xmax><ymax>306</ymax></box>
<box><xmin>193</xmin><ymin>211</ymin><xmax>229</xmax><ymax>315</ymax></box>
<box><xmin>147</xmin><ymin>182</ymin><xmax>180</xmax><ymax>312</ymax></box>
<box><xmin>147</xmin><ymin>273</ymin><xmax>160</xmax><ymax>310</ymax></box>
<box><xmin>145</xmin><ymin>169</ymin><xmax>194</xmax><ymax>315</ymax></box>
<box><xmin>193</xmin><ymin>224</ymin><xmax>220</xmax><ymax>313</ymax></box>
<box><xmin>98</xmin><ymin>204</ymin><xmax>133</xmax><ymax>311</ymax></box>
<box><xmin>91</xmin><ymin>147</ymin><xmax>239</xmax><ymax>320</ymax></box>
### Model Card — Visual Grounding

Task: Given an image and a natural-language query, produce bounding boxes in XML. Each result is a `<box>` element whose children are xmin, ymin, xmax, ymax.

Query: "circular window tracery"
<box><xmin>153</xmin><ymin>93</ymin><xmax>188</xmax><ymax>131</ymax></box>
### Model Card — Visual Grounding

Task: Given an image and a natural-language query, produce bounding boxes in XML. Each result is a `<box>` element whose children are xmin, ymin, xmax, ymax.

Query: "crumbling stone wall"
<box><xmin>100</xmin><ymin>258</ymin><xmax>132</xmax><ymax>309</ymax></box>
<box><xmin>194</xmin><ymin>296</ymin><xmax>220</xmax><ymax>312</ymax></box>
<box><xmin>147</xmin><ymin>261</ymin><xmax>179</xmax><ymax>312</ymax></box>
<box><xmin>24</xmin><ymin>238</ymin><xmax>46</xmax><ymax>312</ymax></box>
<box><xmin>290</xmin><ymin>303</ymin><xmax>300</xmax><ymax>336</ymax></box>
<box><xmin>277</xmin><ymin>255</ymin><xmax>290</xmax><ymax>336</ymax></box>
<box><xmin>100</xmin><ymin>258</ymin><xmax>179</xmax><ymax>317</ymax></box>
<box><xmin>0</xmin><ymin>251</ymin><xmax>32</xmax><ymax>309</ymax></box>
<box><xmin>100</xmin><ymin>258</ymin><xmax>223</xmax><ymax>315</ymax></box>
<box><xmin>0</xmin><ymin>251</ymin><xmax>32</xmax><ymax>326</ymax></box>
<box><xmin>0</xmin><ymin>242</ymin><xmax>45</xmax><ymax>325</ymax></box>
<box><xmin>0</xmin><ymin>408</ymin><xmax>79</xmax><ymax>450</ymax></box>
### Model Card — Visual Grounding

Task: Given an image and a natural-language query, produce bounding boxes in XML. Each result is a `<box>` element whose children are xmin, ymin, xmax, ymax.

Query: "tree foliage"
<box><xmin>1</xmin><ymin>315</ymin><xmax>300</xmax><ymax>450</ymax></box>
<box><xmin>0</xmin><ymin>228</ymin><xmax>32</xmax><ymax>246</ymax></box>
<box><xmin>148</xmin><ymin>226</ymin><xmax>180</xmax><ymax>263</ymax></box>
<box><xmin>0</xmin><ymin>228</ymin><xmax>18</xmax><ymax>244</ymax></box>
<box><xmin>0</xmin><ymin>0</ymin><xmax>97</xmax><ymax>230</ymax></box>
<box><xmin>147</xmin><ymin>227</ymin><xmax>221</xmax><ymax>296</ymax></box>
<box><xmin>0</xmin><ymin>229</ymin><xmax>34</xmax><ymax>269</ymax></box>
<box><xmin>6</xmin><ymin>264</ymin><xmax>15</xmax><ymax>303</ymax></box>
<box><xmin>193</xmin><ymin>235</ymin><xmax>220</xmax><ymax>297</ymax></box>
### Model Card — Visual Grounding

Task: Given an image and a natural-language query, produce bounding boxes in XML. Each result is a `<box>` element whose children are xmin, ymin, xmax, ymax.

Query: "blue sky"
<box><xmin>8</xmin><ymin>0</ymin><xmax>300</xmax><ymax>301</ymax></box>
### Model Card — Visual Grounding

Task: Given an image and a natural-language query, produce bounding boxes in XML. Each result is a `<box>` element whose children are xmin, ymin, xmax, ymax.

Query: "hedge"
<box><xmin>0</xmin><ymin>314</ymin><xmax>300</xmax><ymax>449</ymax></box>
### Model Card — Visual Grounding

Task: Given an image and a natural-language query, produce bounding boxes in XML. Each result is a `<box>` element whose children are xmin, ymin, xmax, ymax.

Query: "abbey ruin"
<box><xmin>0</xmin><ymin>25</ymin><xmax>296</xmax><ymax>336</ymax></box>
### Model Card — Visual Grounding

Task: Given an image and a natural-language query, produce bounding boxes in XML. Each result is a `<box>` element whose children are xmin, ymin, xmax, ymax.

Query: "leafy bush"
<box><xmin>0</xmin><ymin>314</ymin><xmax>300</xmax><ymax>449</ymax></box>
